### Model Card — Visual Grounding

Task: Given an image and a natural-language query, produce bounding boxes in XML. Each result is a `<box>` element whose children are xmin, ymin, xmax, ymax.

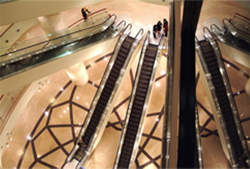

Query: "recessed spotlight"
<box><xmin>161</xmin><ymin>70</ymin><xmax>166</xmax><ymax>75</ymax></box>
<box><xmin>227</xmin><ymin>64</ymin><xmax>230</xmax><ymax>67</ymax></box>
<box><xmin>45</xmin><ymin>111</ymin><xmax>49</xmax><ymax>116</ymax></box>
<box><xmin>156</xmin><ymin>82</ymin><xmax>160</xmax><ymax>87</ymax></box>
<box><xmin>27</xmin><ymin>136</ymin><xmax>32</xmax><ymax>141</ymax></box>
<box><xmin>50</xmin><ymin>98</ymin><xmax>55</xmax><ymax>103</ymax></box>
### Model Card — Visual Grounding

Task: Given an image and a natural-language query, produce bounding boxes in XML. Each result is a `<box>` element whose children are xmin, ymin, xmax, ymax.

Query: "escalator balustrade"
<box><xmin>117</xmin><ymin>44</ymin><xmax>158</xmax><ymax>168</ymax></box>
<box><xmin>198</xmin><ymin>40</ymin><xmax>248</xmax><ymax>168</ymax></box>
<box><xmin>75</xmin><ymin>36</ymin><xmax>135</xmax><ymax>162</ymax></box>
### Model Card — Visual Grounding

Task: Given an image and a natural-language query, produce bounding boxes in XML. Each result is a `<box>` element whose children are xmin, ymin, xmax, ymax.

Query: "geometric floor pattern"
<box><xmin>16</xmin><ymin>51</ymin><xmax>250</xmax><ymax>168</ymax></box>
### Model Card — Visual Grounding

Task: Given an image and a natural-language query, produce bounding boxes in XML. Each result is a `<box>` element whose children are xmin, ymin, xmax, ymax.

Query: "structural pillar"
<box><xmin>65</xmin><ymin>62</ymin><xmax>89</xmax><ymax>87</ymax></box>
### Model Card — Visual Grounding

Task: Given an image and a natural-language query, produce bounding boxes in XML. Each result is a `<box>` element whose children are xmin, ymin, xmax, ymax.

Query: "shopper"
<box><xmin>163</xmin><ymin>19</ymin><xmax>168</xmax><ymax>37</ymax></box>
<box><xmin>157</xmin><ymin>21</ymin><xmax>163</xmax><ymax>32</ymax></box>
<box><xmin>81</xmin><ymin>7</ymin><xmax>91</xmax><ymax>21</ymax></box>
<box><xmin>153</xmin><ymin>24</ymin><xmax>158</xmax><ymax>38</ymax></box>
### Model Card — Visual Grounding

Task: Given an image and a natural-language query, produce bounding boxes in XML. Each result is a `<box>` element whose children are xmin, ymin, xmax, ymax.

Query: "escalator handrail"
<box><xmin>127</xmin><ymin>33</ymin><xmax>164</xmax><ymax>168</ymax></box>
<box><xmin>78</xmin><ymin>26</ymin><xmax>142</xmax><ymax>168</ymax></box>
<box><xmin>115</xmin><ymin>20</ymin><xmax>126</xmax><ymax>28</ymax></box>
<box><xmin>223</xmin><ymin>18</ymin><xmax>250</xmax><ymax>36</ymax></box>
<box><xmin>210</xmin><ymin>24</ymin><xmax>223</xmax><ymax>33</ymax></box>
<box><xmin>122</xmin><ymin>23</ymin><xmax>132</xmax><ymax>35</ymax></box>
<box><xmin>134</xmin><ymin>28</ymin><xmax>144</xmax><ymax>40</ymax></box>
<box><xmin>234</xmin><ymin>13</ymin><xmax>250</xmax><ymax>22</ymax></box>
<box><xmin>158</xmin><ymin>34</ymin><xmax>165</xmax><ymax>47</ymax></box>
<box><xmin>76</xmin><ymin>22</ymin><xmax>130</xmax><ymax>142</ymax></box>
<box><xmin>195</xmin><ymin>39</ymin><xmax>238</xmax><ymax>167</ymax></box>
<box><xmin>113</xmin><ymin>31</ymin><xmax>150</xmax><ymax>169</ymax></box>
<box><xmin>114</xmin><ymin>30</ymin><xmax>163</xmax><ymax>169</ymax></box>
<box><xmin>198</xmin><ymin>30</ymin><xmax>250</xmax><ymax>167</ymax></box>
<box><xmin>0</xmin><ymin>14</ymin><xmax>117</xmax><ymax>58</ymax></box>
<box><xmin>65</xmin><ymin>22</ymin><xmax>128</xmax><ymax>163</ymax></box>
<box><xmin>203</xmin><ymin>26</ymin><xmax>250</xmax><ymax>166</ymax></box>
<box><xmin>203</xmin><ymin>27</ymin><xmax>214</xmax><ymax>39</ymax></box>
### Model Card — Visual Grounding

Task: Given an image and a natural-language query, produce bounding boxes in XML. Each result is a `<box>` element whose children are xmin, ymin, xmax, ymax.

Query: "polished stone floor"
<box><xmin>1</xmin><ymin>1</ymin><xmax>250</xmax><ymax>169</ymax></box>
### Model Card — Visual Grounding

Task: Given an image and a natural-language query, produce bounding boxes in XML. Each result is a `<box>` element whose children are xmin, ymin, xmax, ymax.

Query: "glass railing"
<box><xmin>0</xmin><ymin>15</ymin><xmax>119</xmax><ymax>80</ymax></box>
<box><xmin>223</xmin><ymin>18</ymin><xmax>250</xmax><ymax>43</ymax></box>
<box><xmin>0</xmin><ymin>9</ymin><xmax>109</xmax><ymax>63</ymax></box>
<box><xmin>210</xmin><ymin>24</ymin><xmax>250</xmax><ymax>55</ymax></box>
<box><xmin>231</xmin><ymin>13</ymin><xmax>250</xmax><ymax>34</ymax></box>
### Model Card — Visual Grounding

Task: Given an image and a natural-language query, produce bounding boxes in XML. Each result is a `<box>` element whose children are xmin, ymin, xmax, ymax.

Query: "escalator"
<box><xmin>210</xmin><ymin>23</ymin><xmax>250</xmax><ymax>54</ymax></box>
<box><xmin>113</xmin><ymin>32</ymin><xmax>164</xmax><ymax>169</ymax></box>
<box><xmin>64</xmin><ymin>25</ymin><xmax>144</xmax><ymax>169</ymax></box>
<box><xmin>0</xmin><ymin>15</ymin><xmax>119</xmax><ymax>80</ymax></box>
<box><xmin>223</xmin><ymin>18</ymin><xmax>250</xmax><ymax>43</ymax></box>
<box><xmin>230</xmin><ymin>13</ymin><xmax>250</xmax><ymax>35</ymax></box>
<box><xmin>78</xmin><ymin>35</ymin><xmax>135</xmax><ymax>148</ymax></box>
<box><xmin>196</xmin><ymin>27</ymin><xmax>250</xmax><ymax>168</ymax></box>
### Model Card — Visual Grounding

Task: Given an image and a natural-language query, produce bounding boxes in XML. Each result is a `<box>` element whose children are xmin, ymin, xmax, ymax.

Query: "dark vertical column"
<box><xmin>178</xmin><ymin>0</ymin><xmax>203</xmax><ymax>168</ymax></box>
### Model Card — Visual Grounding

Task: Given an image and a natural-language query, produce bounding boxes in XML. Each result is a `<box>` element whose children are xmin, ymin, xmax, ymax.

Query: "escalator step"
<box><xmin>129</xmin><ymin>118</ymin><xmax>141</xmax><ymax>124</ymax></box>
<box><xmin>120</xmin><ymin>47</ymin><xmax>129</xmax><ymax>54</ymax></box>
<box><xmin>124</xmin><ymin>138</ymin><xmax>136</xmax><ymax>144</ymax></box>
<box><xmin>109</xmin><ymin>75</ymin><xmax>118</xmax><ymax>82</ymax></box>
<box><xmin>127</xmin><ymin>125</ymin><xmax>138</xmax><ymax>131</ymax></box>
<box><xmin>95</xmin><ymin>105</ymin><xmax>105</xmax><ymax>112</ymax></box>
<box><xmin>134</xmin><ymin>96</ymin><xmax>145</xmax><ymax>102</ymax></box>
<box><xmin>130</xmin><ymin>112</ymin><xmax>142</xmax><ymax>118</ymax></box>
<box><xmin>137</xmin><ymin>83</ymin><xmax>148</xmax><ymax>89</ymax></box>
<box><xmin>140</xmin><ymin>74</ymin><xmax>150</xmax><ymax>80</ymax></box>
<box><xmin>134</xmin><ymin>100</ymin><xmax>144</xmax><ymax>106</ymax></box>
<box><xmin>135</xmin><ymin>92</ymin><xmax>146</xmax><ymax>98</ymax></box>
<box><xmin>144</xmin><ymin>57</ymin><xmax>155</xmax><ymax>62</ymax></box>
<box><xmin>139</xmin><ymin>78</ymin><xmax>149</xmax><ymax>84</ymax></box>
<box><xmin>141</xmin><ymin>71</ymin><xmax>152</xmax><ymax>76</ymax></box>
<box><xmin>142</xmin><ymin>66</ymin><xmax>153</xmax><ymax>71</ymax></box>
<box><xmin>126</xmin><ymin>129</ymin><xmax>138</xmax><ymax>136</ymax></box>
<box><xmin>115</xmin><ymin>59</ymin><xmax>125</xmax><ymax>67</ymax></box>
<box><xmin>143</xmin><ymin>61</ymin><xmax>154</xmax><ymax>67</ymax></box>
